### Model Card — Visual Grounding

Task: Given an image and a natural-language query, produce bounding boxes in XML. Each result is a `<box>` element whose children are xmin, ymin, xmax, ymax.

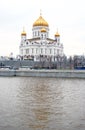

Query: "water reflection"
<box><xmin>17</xmin><ymin>78</ymin><xmax>64</xmax><ymax>130</ymax></box>
<box><xmin>29</xmin><ymin>83</ymin><xmax>50</xmax><ymax>129</ymax></box>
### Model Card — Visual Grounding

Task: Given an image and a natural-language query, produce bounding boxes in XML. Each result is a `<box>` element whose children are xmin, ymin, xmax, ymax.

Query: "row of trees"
<box><xmin>35</xmin><ymin>55</ymin><xmax>85</xmax><ymax>69</ymax></box>
<box><xmin>0</xmin><ymin>55</ymin><xmax>85</xmax><ymax>70</ymax></box>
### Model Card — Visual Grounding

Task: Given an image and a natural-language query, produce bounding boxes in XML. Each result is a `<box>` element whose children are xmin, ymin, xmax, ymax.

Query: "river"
<box><xmin>0</xmin><ymin>77</ymin><xmax>85</xmax><ymax>130</ymax></box>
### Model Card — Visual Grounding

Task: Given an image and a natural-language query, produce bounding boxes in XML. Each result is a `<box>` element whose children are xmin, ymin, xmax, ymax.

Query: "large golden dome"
<box><xmin>33</xmin><ymin>15</ymin><xmax>49</xmax><ymax>27</ymax></box>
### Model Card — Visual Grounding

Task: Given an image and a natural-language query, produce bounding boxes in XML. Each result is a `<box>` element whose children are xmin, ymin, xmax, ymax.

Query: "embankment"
<box><xmin>0</xmin><ymin>69</ymin><xmax>85</xmax><ymax>78</ymax></box>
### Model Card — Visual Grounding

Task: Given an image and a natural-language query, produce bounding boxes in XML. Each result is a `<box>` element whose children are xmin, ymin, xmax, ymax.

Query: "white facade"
<box><xmin>19</xmin><ymin>15</ymin><xmax>63</xmax><ymax>61</ymax></box>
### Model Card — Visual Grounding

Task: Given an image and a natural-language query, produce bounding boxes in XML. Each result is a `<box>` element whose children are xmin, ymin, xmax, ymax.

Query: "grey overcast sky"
<box><xmin>0</xmin><ymin>0</ymin><xmax>85</xmax><ymax>57</ymax></box>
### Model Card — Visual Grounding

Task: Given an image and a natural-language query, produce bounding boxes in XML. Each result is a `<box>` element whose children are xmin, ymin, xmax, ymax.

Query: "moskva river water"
<box><xmin>0</xmin><ymin>77</ymin><xmax>85</xmax><ymax>130</ymax></box>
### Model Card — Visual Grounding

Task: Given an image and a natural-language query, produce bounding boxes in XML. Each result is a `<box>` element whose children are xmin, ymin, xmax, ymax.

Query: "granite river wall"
<box><xmin>0</xmin><ymin>69</ymin><xmax>85</xmax><ymax>78</ymax></box>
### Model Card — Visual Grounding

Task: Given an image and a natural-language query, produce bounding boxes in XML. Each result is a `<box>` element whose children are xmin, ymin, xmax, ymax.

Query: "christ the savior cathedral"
<box><xmin>19</xmin><ymin>13</ymin><xmax>64</xmax><ymax>61</ymax></box>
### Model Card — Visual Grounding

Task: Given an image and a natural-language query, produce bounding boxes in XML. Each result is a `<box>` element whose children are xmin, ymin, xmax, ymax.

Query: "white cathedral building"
<box><xmin>19</xmin><ymin>13</ymin><xmax>64</xmax><ymax>61</ymax></box>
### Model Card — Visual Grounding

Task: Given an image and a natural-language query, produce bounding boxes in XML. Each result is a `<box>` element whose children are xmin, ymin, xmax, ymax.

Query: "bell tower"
<box><xmin>55</xmin><ymin>31</ymin><xmax>60</xmax><ymax>44</ymax></box>
<box><xmin>21</xmin><ymin>27</ymin><xmax>27</xmax><ymax>42</ymax></box>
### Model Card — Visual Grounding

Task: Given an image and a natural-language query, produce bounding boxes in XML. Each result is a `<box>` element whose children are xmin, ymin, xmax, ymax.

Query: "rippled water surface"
<box><xmin>0</xmin><ymin>77</ymin><xmax>85</xmax><ymax>130</ymax></box>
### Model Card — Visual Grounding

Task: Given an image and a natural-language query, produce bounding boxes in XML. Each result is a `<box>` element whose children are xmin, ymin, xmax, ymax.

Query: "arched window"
<box><xmin>41</xmin><ymin>34</ymin><xmax>43</xmax><ymax>39</ymax></box>
<box><xmin>35</xmin><ymin>31</ymin><xmax>36</xmax><ymax>36</ymax></box>
<box><xmin>38</xmin><ymin>31</ymin><xmax>39</xmax><ymax>36</ymax></box>
<box><xmin>32</xmin><ymin>48</ymin><xmax>34</xmax><ymax>54</ymax></box>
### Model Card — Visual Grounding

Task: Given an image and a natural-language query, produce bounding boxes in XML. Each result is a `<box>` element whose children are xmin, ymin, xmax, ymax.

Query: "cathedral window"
<box><xmin>57</xmin><ymin>49</ymin><xmax>59</xmax><ymax>55</ymax></box>
<box><xmin>50</xmin><ymin>49</ymin><xmax>52</xmax><ymax>54</ymax></box>
<box><xmin>58</xmin><ymin>39</ymin><xmax>60</xmax><ymax>42</ymax></box>
<box><xmin>41</xmin><ymin>34</ymin><xmax>43</xmax><ymax>39</ymax></box>
<box><xmin>45</xmin><ymin>49</ymin><xmax>47</xmax><ymax>54</ymax></box>
<box><xmin>41</xmin><ymin>48</ymin><xmax>43</xmax><ymax>54</ymax></box>
<box><xmin>38</xmin><ymin>31</ymin><xmax>39</xmax><ymax>36</ymax></box>
<box><xmin>35</xmin><ymin>31</ymin><xmax>36</xmax><ymax>36</ymax></box>
<box><xmin>26</xmin><ymin>42</ymin><xmax>28</xmax><ymax>45</ymax></box>
<box><xmin>26</xmin><ymin>49</ymin><xmax>29</xmax><ymax>54</ymax></box>
<box><xmin>44</xmin><ymin>34</ymin><xmax>46</xmax><ymax>39</ymax></box>
<box><xmin>32</xmin><ymin>48</ymin><xmax>34</xmax><ymax>54</ymax></box>
<box><xmin>36</xmin><ymin>48</ymin><xmax>38</xmax><ymax>54</ymax></box>
<box><xmin>56</xmin><ymin>38</ymin><xmax>57</xmax><ymax>42</ymax></box>
<box><xmin>54</xmin><ymin>49</ymin><xmax>56</xmax><ymax>55</ymax></box>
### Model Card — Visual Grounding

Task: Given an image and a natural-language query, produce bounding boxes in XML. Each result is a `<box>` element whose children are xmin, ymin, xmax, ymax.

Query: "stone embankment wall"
<box><xmin>0</xmin><ymin>69</ymin><xmax>85</xmax><ymax>78</ymax></box>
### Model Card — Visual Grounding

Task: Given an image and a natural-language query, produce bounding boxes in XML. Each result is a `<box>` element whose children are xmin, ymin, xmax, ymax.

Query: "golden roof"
<box><xmin>40</xmin><ymin>28</ymin><xmax>47</xmax><ymax>32</ymax></box>
<box><xmin>55</xmin><ymin>32</ymin><xmax>60</xmax><ymax>37</ymax></box>
<box><xmin>33</xmin><ymin>16</ymin><xmax>49</xmax><ymax>27</ymax></box>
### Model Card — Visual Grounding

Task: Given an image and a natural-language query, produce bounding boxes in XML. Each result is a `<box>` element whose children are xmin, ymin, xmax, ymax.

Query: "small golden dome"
<box><xmin>55</xmin><ymin>32</ymin><xmax>60</xmax><ymax>37</ymax></box>
<box><xmin>33</xmin><ymin>16</ymin><xmax>49</xmax><ymax>27</ymax></box>
<box><xmin>21</xmin><ymin>31</ymin><xmax>26</xmax><ymax>35</ymax></box>
<box><xmin>21</xmin><ymin>28</ymin><xmax>26</xmax><ymax>35</ymax></box>
<box><xmin>41</xmin><ymin>28</ymin><xmax>46</xmax><ymax>32</ymax></box>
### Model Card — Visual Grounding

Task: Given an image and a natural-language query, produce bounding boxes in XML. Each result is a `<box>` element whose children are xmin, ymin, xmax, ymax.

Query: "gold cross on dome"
<box><xmin>40</xmin><ymin>9</ymin><xmax>42</xmax><ymax>16</ymax></box>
